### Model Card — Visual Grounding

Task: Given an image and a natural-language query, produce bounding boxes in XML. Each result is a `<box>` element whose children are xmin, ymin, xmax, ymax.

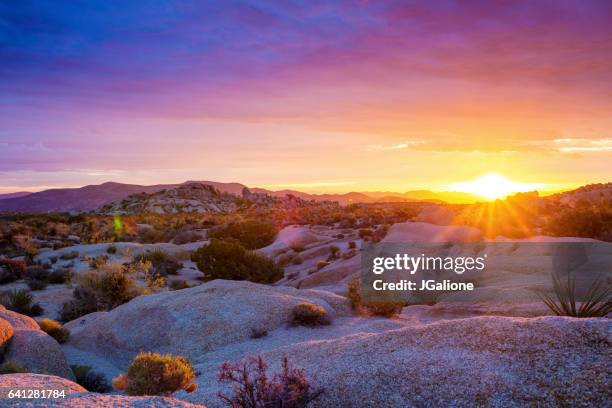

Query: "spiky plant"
<box><xmin>538</xmin><ymin>272</ymin><xmax>611</xmax><ymax>317</ymax></box>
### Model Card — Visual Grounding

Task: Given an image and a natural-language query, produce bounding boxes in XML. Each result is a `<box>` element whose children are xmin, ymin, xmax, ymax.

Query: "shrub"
<box><xmin>71</xmin><ymin>365</ymin><xmax>111</xmax><ymax>393</ymax></box>
<box><xmin>136</xmin><ymin>250</ymin><xmax>181</xmax><ymax>276</ymax></box>
<box><xmin>347</xmin><ymin>279</ymin><xmax>403</xmax><ymax>318</ymax></box>
<box><xmin>348</xmin><ymin>241</ymin><xmax>356</xmax><ymax>250</ymax></box>
<box><xmin>316</xmin><ymin>260</ymin><xmax>330</xmax><ymax>270</ymax></box>
<box><xmin>0</xmin><ymin>361</ymin><xmax>28</xmax><ymax>374</ymax></box>
<box><xmin>291</xmin><ymin>303</ymin><xmax>331</xmax><ymax>327</ymax></box>
<box><xmin>328</xmin><ymin>245</ymin><xmax>340</xmax><ymax>260</ymax></box>
<box><xmin>0</xmin><ymin>258</ymin><xmax>26</xmax><ymax>284</ymax></box>
<box><xmin>209</xmin><ymin>220</ymin><xmax>278</xmax><ymax>250</ymax></box>
<box><xmin>47</xmin><ymin>268</ymin><xmax>72</xmax><ymax>284</ymax></box>
<box><xmin>49</xmin><ymin>256</ymin><xmax>58</xmax><ymax>264</ymax></box>
<box><xmin>60</xmin><ymin>264</ymin><xmax>141</xmax><ymax>322</ymax></box>
<box><xmin>537</xmin><ymin>272</ymin><xmax>612</xmax><ymax>317</ymax></box>
<box><xmin>27</xmin><ymin>279</ymin><xmax>47</xmax><ymax>291</ymax></box>
<box><xmin>169</xmin><ymin>279</ymin><xmax>191</xmax><ymax>291</ymax></box>
<box><xmin>358</xmin><ymin>228</ymin><xmax>373</xmax><ymax>239</ymax></box>
<box><xmin>106</xmin><ymin>245</ymin><xmax>117</xmax><ymax>255</ymax></box>
<box><xmin>0</xmin><ymin>289</ymin><xmax>43</xmax><ymax>317</ymax></box>
<box><xmin>113</xmin><ymin>352</ymin><xmax>197</xmax><ymax>396</ymax></box>
<box><xmin>38</xmin><ymin>319</ymin><xmax>70</xmax><ymax>343</ymax></box>
<box><xmin>250</xmin><ymin>328</ymin><xmax>268</xmax><ymax>339</ymax></box>
<box><xmin>89</xmin><ymin>255</ymin><xmax>109</xmax><ymax>269</ymax></box>
<box><xmin>218</xmin><ymin>355</ymin><xmax>320</xmax><ymax>408</ymax></box>
<box><xmin>192</xmin><ymin>239</ymin><xmax>283</xmax><ymax>284</ymax></box>
<box><xmin>60</xmin><ymin>251</ymin><xmax>79</xmax><ymax>260</ymax></box>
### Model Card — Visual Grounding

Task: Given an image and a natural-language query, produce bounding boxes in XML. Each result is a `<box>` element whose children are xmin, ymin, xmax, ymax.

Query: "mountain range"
<box><xmin>4</xmin><ymin>180</ymin><xmax>604</xmax><ymax>213</ymax></box>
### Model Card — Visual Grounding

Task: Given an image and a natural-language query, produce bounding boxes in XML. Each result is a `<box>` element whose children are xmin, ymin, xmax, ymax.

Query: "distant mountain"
<box><xmin>0</xmin><ymin>191</ymin><xmax>31</xmax><ymax>200</ymax></box>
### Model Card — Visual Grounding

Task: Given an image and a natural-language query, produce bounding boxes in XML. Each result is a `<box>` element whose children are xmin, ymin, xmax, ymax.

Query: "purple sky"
<box><xmin>1</xmin><ymin>1</ymin><xmax>611</xmax><ymax>193</ymax></box>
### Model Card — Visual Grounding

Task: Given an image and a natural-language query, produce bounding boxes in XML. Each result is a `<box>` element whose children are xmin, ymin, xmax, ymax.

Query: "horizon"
<box><xmin>2</xmin><ymin>1</ymin><xmax>612</xmax><ymax>195</ymax></box>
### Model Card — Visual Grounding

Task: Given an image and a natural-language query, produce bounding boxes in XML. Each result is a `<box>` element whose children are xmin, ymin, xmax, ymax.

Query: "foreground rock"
<box><xmin>191</xmin><ymin>315</ymin><xmax>610</xmax><ymax>407</ymax></box>
<box><xmin>0</xmin><ymin>374</ymin><xmax>204</xmax><ymax>407</ymax></box>
<box><xmin>64</xmin><ymin>280</ymin><xmax>351</xmax><ymax>369</ymax></box>
<box><xmin>0</xmin><ymin>306</ymin><xmax>73</xmax><ymax>379</ymax></box>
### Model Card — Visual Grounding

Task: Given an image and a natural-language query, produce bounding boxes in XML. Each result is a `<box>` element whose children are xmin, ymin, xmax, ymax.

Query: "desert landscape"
<box><xmin>0</xmin><ymin>181</ymin><xmax>610</xmax><ymax>406</ymax></box>
<box><xmin>1</xmin><ymin>1</ymin><xmax>611</xmax><ymax>406</ymax></box>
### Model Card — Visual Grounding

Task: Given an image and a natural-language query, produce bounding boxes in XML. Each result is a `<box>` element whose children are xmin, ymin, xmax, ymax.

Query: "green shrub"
<box><xmin>0</xmin><ymin>289</ymin><xmax>43</xmax><ymax>317</ymax></box>
<box><xmin>0</xmin><ymin>361</ymin><xmax>28</xmax><ymax>374</ymax></box>
<box><xmin>38</xmin><ymin>319</ymin><xmax>70</xmax><ymax>343</ymax></box>
<box><xmin>192</xmin><ymin>239</ymin><xmax>283</xmax><ymax>284</ymax></box>
<box><xmin>291</xmin><ymin>303</ymin><xmax>331</xmax><ymax>327</ymax></box>
<box><xmin>71</xmin><ymin>365</ymin><xmax>111</xmax><ymax>393</ymax></box>
<box><xmin>209</xmin><ymin>220</ymin><xmax>277</xmax><ymax>250</ymax></box>
<box><xmin>112</xmin><ymin>352</ymin><xmax>197</xmax><ymax>396</ymax></box>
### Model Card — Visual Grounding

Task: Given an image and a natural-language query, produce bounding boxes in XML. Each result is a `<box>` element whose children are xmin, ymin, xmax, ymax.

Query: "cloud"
<box><xmin>366</xmin><ymin>141</ymin><xmax>423</xmax><ymax>151</ymax></box>
<box><xmin>555</xmin><ymin>138</ymin><xmax>612</xmax><ymax>153</ymax></box>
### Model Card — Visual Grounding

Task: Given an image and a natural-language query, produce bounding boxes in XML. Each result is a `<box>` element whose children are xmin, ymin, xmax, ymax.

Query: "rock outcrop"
<box><xmin>64</xmin><ymin>280</ymin><xmax>351</xmax><ymax>368</ymax></box>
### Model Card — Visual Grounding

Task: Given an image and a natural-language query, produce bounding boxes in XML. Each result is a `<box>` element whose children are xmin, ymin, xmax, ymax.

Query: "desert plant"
<box><xmin>71</xmin><ymin>365</ymin><xmax>112</xmax><ymax>393</ymax></box>
<box><xmin>0</xmin><ymin>289</ymin><xmax>43</xmax><ymax>317</ymax></box>
<box><xmin>0</xmin><ymin>361</ymin><xmax>28</xmax><ymax>374</ymax></box>
<box><xmin>328</xmin><ymin>245</ymin><xmax>340</xmax><ymax>260</ymax></box>
<box><xmin>537</xmin><ymin>272</ymin><xmax>612</xmax><ymax>317</ymax></box>
<box><xmin>60</xmin><ymin>264</ymin><xmax>141</xmax><ymax>322</ymax></box>
<box><xmin>38</xmin><ymin>319</ymin><xmax>70</xmax><ymax>343</ymax></box>
<box><xmin>316</xmin><ymin>260</ymin><xmax>330</xmax><ymax>270</ymax></box>
<box><xmin>291</xmin><ymin>303</ymin><xmax>331</xmax><ymax>327</ymax></box>
<box><xmin>26</xmin><ymin>278</ymin><xmax>47</xmax><ymax>291</ymax></box>
<box><xmin>348</xmin><ymin>241</ymin><xmax>356</xmax><ymax>249</ymax></box>
<box><xmin>60</xmin><ymin>250</ymin><xmax>79</xmax><ymax>260</ymax></box>
<box><xmin>136</xmin><ymin>249</ymin><xmax>181</xmax><ymax>276</ymax></box>
<box><xmin>192</xmin><ymin>239</ymin><xmax>283</xmax><ymax>284</ymax></box>
<box><xmin>218</xmin><ymin>355</ymin><xmax>320</xmax><ymax>408</ymax></box>
<box><xmin>89</xmin><ymin>255</ymin><xmax>109</xmax><ymax>269</ymax></box>
<box><xmin>250</xmin><ymin>328</ymin><xmax>268</xmax><ymax>339</ymax></box>
<box><xmin>47</xmin><ymin>268</ymin><xmax>72</xmax><ymax>284</ymax></box>
<box><xmin>0</xmin><ymin>258</ymin><xmax>26</xmax><ymax>284</ymax></box>
<box><xmin>209</xmin><ymin>220</ymin><xmax>278</xmax><ymax>250</ymax></box>
<box><xmin>113</xmin><ymin>352</ymin><xmax>197</xmax><ymax>396</ymax></box>
<box><xmin>169</xmin><ymin>279</ymin><xmax>191</xmax><ymax>290</ymax></box>
<box><xmin>347</xmin><ymin>279</ymin><xmax>403</xmax><ymax>317</ymax></box>
<box><xmin>106</xmin><ymin>245</ymin><xmax>117</xmax><ymax>255</ymax></box>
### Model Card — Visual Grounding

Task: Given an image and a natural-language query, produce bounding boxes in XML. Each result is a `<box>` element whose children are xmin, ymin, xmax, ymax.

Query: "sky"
<box><xmin>1</xmin><ymin>0</ymin><xmax>611</xmax><ymax>194</ymax></box>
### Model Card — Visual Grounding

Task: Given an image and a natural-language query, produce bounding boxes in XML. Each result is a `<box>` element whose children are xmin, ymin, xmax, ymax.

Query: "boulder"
<box><xmin>191</xmin><ymin>316</ymin><xmax>610</xmax><ymax>407</ymax></box>
<box><xmin>0</xmin><ymin>318</ymin><xmax>13</xmax><ymax>354</ymax></box>
<box><xmin>0</xmin><ymin>306</ymin><xmax>73</xmax><ymax>379</ymax></box>
<box><xmin>65</xmin><ymin>280</ymin><xmax>351</xmax><ymax>368</ymax></box>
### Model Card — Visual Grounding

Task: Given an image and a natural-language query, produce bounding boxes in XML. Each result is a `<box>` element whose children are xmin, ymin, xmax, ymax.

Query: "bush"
<box><xmin>348</xmin><ymin>241</ymin><xmax>356</xmax><ymax>249</ymax></box>
<box><xmin>106</xmin><ymin>245</ymin><xmax>117</xmax><ymax>254</ymax></box>
<box><xmin>218</xmin><ymin>355</ymin><xmax>320</xmax><ymax>408</ymax></box>
<box><xmin>60</xmin><ymin>251</ymin><xmax>79</xmax><ymax>260</ymax></box>
<box><xmin>0</xmin><ymin>289</ymin><xmax>43</xmax><ymax>317</ymax></box>
<box><xmin>47</xmin><ymin>268</ymin><xmax>72</xmax><ymax>284</ymax></box>
<box><xmin>291</xmin><ymin>303</ymin><xmax>331</xmax><ymax>327</ymax></box>
<box><xmin>0</xmin><ymin>258</ymin><xmax>26</xmax><ymax>284</ymax></box>
<box><xmin>89</xmin><ymin>255</ymin><xmax>109</xmax><ymax>269</ymax></box>
<box><xmin>192</xmin><ymin>239</ymin><xmax>283</xmax><ymax>284</ymax></box>
<box><xmin>71</xmin><ymin>365</ymin><xmax>111</xmax><ymax>393</ymax></box>
<box><xmin>113</xmin><ymin>352</ymin><xmax>197</xmax><ymax>396</ymax></box>
<box><xmin>38</xmin><ymin>319</ymin><xmax>70</xmax><ymax>343</ymax></box>
<box><xmin>27</xmin><ymin>279</ymin><xmax>47</xmax><ymax>291</ymax></box>
<box><xmin>316</xmin><ymin>260</ymin><xmax>330</xmax><ymax>270</ymax></box>
<box><xmin>0</xmin><ymin>361</ymin><xmax>28</xmax><ymax>374</ymax></box>
<box><xmin>328</xmin><ymin>245</ymin><xmax>340</xmax><ymax>260</ymax></box>
<box><xmin>136</xmin><ymin>250</ymin><xmax>181</xmax><ymax>276</ymax></box>
<box><xmin>209</xmin><ymin>220</ymin><xmax>278</xmax><ymax>250</ymax></box>
<box><xmin>169</xmin><ymin>279</ymin><xmax>191</xmax><ymax>291</ymax></box>
<box><xmin>60</xmin><ymin>264</ymin><xmax>141</xmax><ymax>322</ymax></box>
<box><xmin>347</xmin><ymin>279</ymin><xmax>403</xmax><ymax>317</ymax></box>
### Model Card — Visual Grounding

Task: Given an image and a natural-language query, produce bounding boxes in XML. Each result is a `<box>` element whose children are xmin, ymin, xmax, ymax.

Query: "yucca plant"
<box><xmin>538</xmin><ymin>272</ymin><xmax>611</xmax><ymax>317</ymax></box>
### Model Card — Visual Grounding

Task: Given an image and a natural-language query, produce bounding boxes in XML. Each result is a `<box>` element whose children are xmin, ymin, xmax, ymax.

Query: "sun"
<box><xmin>449</xmin><ymin>173</ymin><xmax>543</xmax><ymax>200</ymax></box>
